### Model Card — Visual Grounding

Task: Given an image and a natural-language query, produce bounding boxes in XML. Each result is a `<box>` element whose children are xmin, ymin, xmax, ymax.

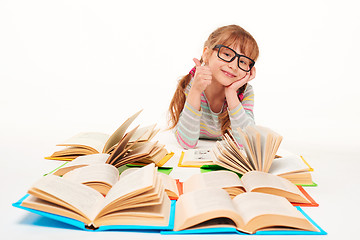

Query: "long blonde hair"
<box><xmin>168</xmin><ymin>25</ymin><xmax>259</xmax><ymax>134</ymax></box>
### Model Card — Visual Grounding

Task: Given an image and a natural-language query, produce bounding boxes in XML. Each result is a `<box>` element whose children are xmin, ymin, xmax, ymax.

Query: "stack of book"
<box><xmin>179</xmin><ymin>125</ymin><xmax>315</xmax><ymax>186</ymax></box>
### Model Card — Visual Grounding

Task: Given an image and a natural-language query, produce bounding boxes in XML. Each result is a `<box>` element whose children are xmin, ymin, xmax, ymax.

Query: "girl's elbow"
<box><xmin>177</xmin><ymin>139</ymin><xmax>198</xmax><ymax>150</ymax></box>
<box><xmin>174</xmin><ymin>131</ymin><xmax>198</xmax><ymax>149</ymax></box>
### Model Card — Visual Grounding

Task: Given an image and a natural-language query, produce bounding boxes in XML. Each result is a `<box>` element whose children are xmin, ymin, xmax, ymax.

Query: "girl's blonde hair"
<box><xmin>168</xmin><ymin>25</ymin><xmax>259</xmax><ymax>134</ymax></box>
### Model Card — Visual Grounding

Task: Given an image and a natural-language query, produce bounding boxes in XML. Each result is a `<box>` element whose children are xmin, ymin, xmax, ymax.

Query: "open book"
<box><xmin>46</xmin><ymin>110</ymin><xmax>165</xmax><ymax>163</ymax></box>
<box><xmin>212</xmin><ymin>125</ymin><xmax>313</xmax><ymax>185</ymax></box>
<box><xmin>124</xmin><ymin>169</ymin><xmax>316</xmax><ymax>206</ymax></box>
<box><xmin>119</xmin><ymin>167</ymin><xmax>180</xmax><ymax>200</ymax></box>
<box><xmin>178</xmin><ymin>149</ymin><xmax>214</xmax><ymax>167</ymax></box>
<box><xmin>62</xmin><ymin>163</ymin><xmax>120</xmax><ymax>195</ymax></box>
<box><xmin>182</xmin><ymin>170</ymin><xmax>314</xmax><ymax>205</ymax></box>
<box><xmin>172</xmin><ymin>188</ymin><xmax>319</xmax><ymax>234</ymax></box>
<box><xmin>49</xmin><ymin>155</ymin><xmax>179</xmax><ymax>200</ymax></box>
<box><xmin>14</xmin><ymin>163</ymin><xmax>174</xmax><ymax>230</ymax></box>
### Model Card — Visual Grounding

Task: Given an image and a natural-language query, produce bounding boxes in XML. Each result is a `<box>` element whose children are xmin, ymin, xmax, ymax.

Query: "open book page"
<box><xmin>114</xmin><ymin>141</ymin><xmax>157</xmax><ymax>166</ymax></box>
<box><xmin>183</xmin><ymin>171</ymin><xmax>244</xmax><ymax>196</ymax></box>
<box><xmin>129</xmin><ymin>124</ymin><xmax>157</xmax><ymax>142</ymax></box>
<box><xmin>240</xmin><ymin>171</ymin><xmax>310</xmax><ymax>203</ymax></box>
<box><xmin>280</xmin><ymin>172</ymin><xmax>313</xmax><ymax>185</ymax></box>
<box><xmin>173</xmin><ymin>188</ymin><xmax>243</xmax><ymax>231</ymax></box>
<box><xmin>94</xmin><ymin>194</ymin><xmax>171</xmax><ymax>227</ymax></box>
<box><xmin>103</xmin><ymin>110</ymin><xmax>142</xmax><ymax>153</ymax></box>
<box><xmin>256</xmin><ymin>126</ymin><xmax>282</xmax><ymax>173</ymax></box>
<box><xmin>23</xmin><ymin>174</ymin><xmax>105</xmax><ymax>222</ymax></box>
<box><xmin>158</xmin><ymin>172</ymin><xmax>179</xmax><ymax>198</ymax></box>
<box><xmin>98</xmin><ymin>175</ymin><xmax>164</xmax><ymax>216</ymax></box>
<box><xmin>236</xmin><ymin>128</ymin><xmax>257</xmax><ymax>170</ymax></box>
<box><xmin>245</xmin><ymin>126</ymin><xmax>262</xmax><ymax>171</ymax></box>
<box><xmin>213</xmin><ymin>142</ymin><xmax>249</xmax><ymax>174</ymax></box>
<box><xmin>144</xmin><ymin>144</ymin><xmax>169</xmax><ymax>165</ymax></box>
<box><xmin>22</xmin><ymin>195</ymin><xmax>91</xmax><ymax>224</ymax></box>
<box><xmin>232</xmin><ymin>192</ymin><xmax>318</xmax><ymax>233</ymax></box>
<box><xmin>62</xmin><ymin>164</ymin><xmax>119</xmax><ymax>195</ymax></box>
<box><xmin>107</xmin><ymin>125</ymin><xmax>140</xmax><ymax>164</ymax></box>
<box><xmin>97</xmin><ymin>163</ymin><xmax>157</xmax><ymax>213</ymax></box>
<box><xmin>269</xmin><ymin>155</ymin><xmax>310</xmax><ymax>176</ymax></box>
<box><xmin>223</xmin><ymin>133</ymin><xmax>254</xmax><ymax>171</ymax></box>
<box><xmin>181</xmin><ymin>149</ymin><xmax>214</xmax><ymax>166</ymax></box>
<box><xmin>47</xmin><ymin>146</ymin><xmax>95</xmax><ymax>159</ymax></box>
<box><xmin>53</xmin><ymin>153</ymin><xmax>110</xmax><ymax>176</ymax></box>
<box><xmin>218</xmin><ymin>139</ymin><xmax>252</xmax><ymax>172</ymax></box>
<box><xmin>120</xmin><ymin>168</ymin><xmax>178</xmax><ymax>198</ymax></box>
<box><xmin>140</xmin><ymin>142</ymin><xmax>167</xmax><ymax>161</ymax></box>
<box><xmin>57</xmin><ymin>132</ymin><xmax>110</xmax><ymax>153</ymax></box>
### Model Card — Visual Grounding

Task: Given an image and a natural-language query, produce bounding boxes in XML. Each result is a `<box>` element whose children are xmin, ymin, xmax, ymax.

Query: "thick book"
<box><xmin>161</xmin><ymin>188</ymin><xmax>326</xmax><ymax>235</ymax></box>
<box><xmin>13</xmin><ymin>164</ymin><xmax>174</xmax><ymax>230</ymax></box>
<box><xmin>212</xmin><ymin>125</ymin><xmax>314</xmax><ymax>186</ymax></box>
<box><xmin>165</xmin><ymin>170</ymin><xmax>317</xmax><ymax>206</ymax></box>
<box><xmin>46</xmin><ymin>110</ymin><xmax>143</xmax><ymax>160</ymax></box>
<box><xmin>13</xmin><ymin>195</ymin><xmax>176</xmax><ymax>231</ymax></box>
<box><xmin>45</xmin><ymin>110</ymin><xmax>169</xmax><ymax>167</ymax></box>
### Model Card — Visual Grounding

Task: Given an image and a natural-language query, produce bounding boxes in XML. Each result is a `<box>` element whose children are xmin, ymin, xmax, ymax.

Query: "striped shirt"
<box><xmin>174</xmin><ymin>78</ymin><xmax>255</xmax><ymax>149</ymax></box>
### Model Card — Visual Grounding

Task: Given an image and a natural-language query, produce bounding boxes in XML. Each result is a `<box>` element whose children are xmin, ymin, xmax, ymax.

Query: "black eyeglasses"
<box><xmin>214</xmin><ymin>45</ymin><xmax>255</xmax><ymax>72</ymax></box>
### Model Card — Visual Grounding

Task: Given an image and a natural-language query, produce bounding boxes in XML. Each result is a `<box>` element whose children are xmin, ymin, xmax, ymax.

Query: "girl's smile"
<box><xmin>221</xmin><ymin>69</ymin><xmax>237</xmax><ymax>78</ymax></box>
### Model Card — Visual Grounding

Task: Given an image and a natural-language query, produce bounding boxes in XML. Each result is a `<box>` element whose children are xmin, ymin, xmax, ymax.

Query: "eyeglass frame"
<box><xmin>213</xmin><ymin>44</ymin><xmax>255</xmax><ymax>72</ymax></box>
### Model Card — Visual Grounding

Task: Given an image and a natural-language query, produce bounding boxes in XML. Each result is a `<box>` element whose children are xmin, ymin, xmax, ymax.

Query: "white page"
<box><xmin>65</xmin><ymin>153</ymin><xmax>110</xmax><ymax>166</ymax></box>
<box><xmin>58</xmin><ymin>132</ymin><xmax>110</xmax><ymax>153</ymax></box>
<box><xmin>183</xmin><ymin>171</ymin><xmax>243</xmax><ymax>194</ymax></box>
<box><xmin>30</xmin><ymin>175</ymin><xmax>105</xmax><ymax>221</ymax></box>
<box><xmin>100</xmin><ymin>163</ymin><xmax>156</xmax><ymax>209</ymax></box>
<box><xmin>269</xmin><ymin>155</ymin><xmax>309</xmax><ymax>175</ymax></box>
<box><xmin>62</xmin><ymin>163</ymin><xmax>119</xmax><ymax>187</ymax></box>
<box><xmin>233</xmin><ymin>192</ymin><xmax>305</xmax><ymax>225</ymax></box>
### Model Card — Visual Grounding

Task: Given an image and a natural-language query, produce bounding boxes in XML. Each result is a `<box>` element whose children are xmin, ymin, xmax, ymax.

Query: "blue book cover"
<box><xmin>161</xmin><ymin>206</ymin><xmax>326</xmax><ymax>235</ymax></box>
<box><xmin>13</xmin><ymin>194</ymin><xmax>176</xmax><ymax>232</ymax></box>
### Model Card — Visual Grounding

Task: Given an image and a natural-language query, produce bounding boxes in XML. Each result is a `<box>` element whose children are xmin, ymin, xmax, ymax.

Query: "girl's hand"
<box><xmin>225</xmin><ymin>66</ymin><xmax>256</xmax><ymax>93</ymax></box>
<box><xmin>191</xmin><ymin>58</ymin><xmax>212</xmax><ymax>94</ymax></box>
<box><xmin>225</xmin><ymin>67</ymin><xmax>256</xmax><ymax>110</ymax></box>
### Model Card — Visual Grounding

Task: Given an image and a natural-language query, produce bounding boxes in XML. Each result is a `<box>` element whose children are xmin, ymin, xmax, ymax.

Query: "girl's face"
<box><xmin>204</xmin><ymin>44</ymin><xmax>249</xmax><ymax>87</ymax></box>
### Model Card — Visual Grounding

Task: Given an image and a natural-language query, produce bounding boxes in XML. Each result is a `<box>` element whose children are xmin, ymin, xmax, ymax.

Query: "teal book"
<box><xmin>13</xmin><ymin>163</ymin><xmax>174</xmax><ymax>231</ymax></box>
<box><xmin>13</xmin><ymin>194</ymin><xmax>176</xmax><ymax>232</ymax></box>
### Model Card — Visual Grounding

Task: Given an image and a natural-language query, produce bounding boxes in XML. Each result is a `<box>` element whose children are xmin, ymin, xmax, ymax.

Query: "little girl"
<box><xmin>168</xmin><ymin>25</ymin><xmax>259</xmax><ymax>149</ymax></box>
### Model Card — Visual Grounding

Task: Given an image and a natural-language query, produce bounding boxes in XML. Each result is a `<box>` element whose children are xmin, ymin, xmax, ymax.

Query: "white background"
<box><xmin>1</xmin><ymin>0</ymin><xmax>359</xmax><ymax>239</ymax></box>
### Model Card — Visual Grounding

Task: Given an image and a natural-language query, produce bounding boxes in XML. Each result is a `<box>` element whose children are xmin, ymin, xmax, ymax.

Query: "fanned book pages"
<box><xmin>45</xmin><ymin>110</ymin><xmax>172</xmax><ymax>167</ymax></box>
<box><xmin>212</xmin><ymin>125</ymin><xmax>314</xmax><ymax>185</ymax></box>
<box><xmin>13</xmin><ymin>164</ymin><xmax>175</xmax><ymax>231</ymax></box>
<box><xmin>169</xmin><ymin>188</ymin><xmax>323</xmax><ymax>234</ymax></box>
<box><xmin>119</xmin><ymin>168</ymin><xmax>181</xmax><ymax>201</ymax></box>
